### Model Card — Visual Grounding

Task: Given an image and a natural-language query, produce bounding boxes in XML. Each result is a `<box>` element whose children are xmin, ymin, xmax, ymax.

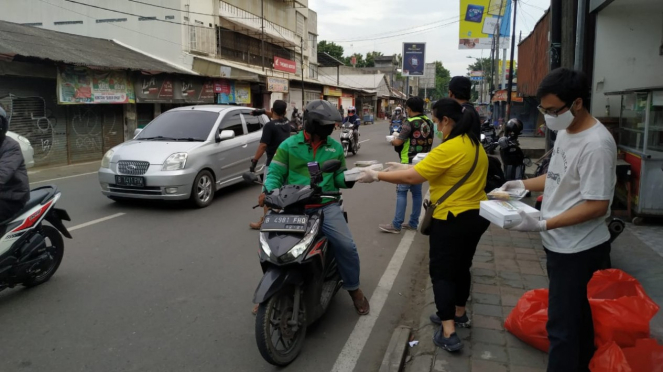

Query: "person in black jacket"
<box><xmin>0</xmin><ymin>106</ymin><xmax>29</xmax><ymax>222</ymax></box>
<box><xmin>449</xmin><ymin>76</ymin><xmax>481</xmax><ymax>140</ymax></box>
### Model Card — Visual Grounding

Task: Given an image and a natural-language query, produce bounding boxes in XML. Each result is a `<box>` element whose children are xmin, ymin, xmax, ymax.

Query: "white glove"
<box><xmin>508</xmin><ymin>210</ymin><xmax>547</xmax><ymax>232</ymax></box>
<box><xmin>499</xmin><ymin>180</ymin><xmax>525</xmax><ymax>192</ymax></box>
<box><xmin>357</xmin><ymin>169</ymin><xmax>380</xmax><ymax>183</ymax></box>
<box><xmin>383</xmin><ymin>162</ymin><xmax>412</xmax><ymax>172</ymax></box>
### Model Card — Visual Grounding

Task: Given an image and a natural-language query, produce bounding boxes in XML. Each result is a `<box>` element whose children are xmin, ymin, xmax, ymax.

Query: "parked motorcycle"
<box><xmin>481</xmin><ymin>119</ymin><xmax>499</xmax><ymax>154</ymax></box>
<box><xmin>245</xmin><ymin>160</ymin><xmax>346</xmax><ymax>366</ymax></box>
<box><xmin>340</xmin><ymin>122</ymin><xmax>359</xmax><ymax>156</ymax></box>
<box><xmin>0</xmin><ymin>185</ymin><xmax>72</xmax><ymax>292</ymax></box>
<box><xmin>499</xmin><ymin>119</ymin><xmax>531</xmax><ymax>181</ymax></box>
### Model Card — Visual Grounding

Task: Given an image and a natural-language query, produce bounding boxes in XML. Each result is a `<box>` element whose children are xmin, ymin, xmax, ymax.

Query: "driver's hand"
<box><xmin>249</xmin><ymin>159</ymin><xmax>258</xmax><ymax>173</ymax></box>
<box><xmin>258</xmin><ymin>193</ymin><xmax>266</xmax><ymax>207</ymax></box>
<box><xmin>251</xmin><ymin>109</ymin><xmax>266</xmax><ymax>116</ymax></box>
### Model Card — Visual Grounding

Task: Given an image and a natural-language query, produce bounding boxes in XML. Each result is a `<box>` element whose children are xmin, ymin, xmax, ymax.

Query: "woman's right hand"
<box><xmin>499</xmin><ymin>180</ymin><xmax>525</xmax><ymax>191</ymax></box>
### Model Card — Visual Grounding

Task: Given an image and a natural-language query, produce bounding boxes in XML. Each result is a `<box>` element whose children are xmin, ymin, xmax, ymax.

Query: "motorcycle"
<box><xmin>0</xmin><ymin>185</ymin><xmax>72</xmax><ymax>292</ymax></box>
<box><xmin>481</xmin><ymin>119</ymin><xmax>499</xmax><ymax>154</ymax></box>
<box><xmin>389</xmin><ymin>118</ymin><xmax>402</xmax><ymax>136</ymax></box>
<box><xmin>340</xmin><ymin>122</ymin><xmax>359</xmax><ymax>157</ymax></box>
<box><xmin>498</xmin><ymin>134</ymin><xmax>531</xmax><ymax>181</ymax></box>
<box><xmin>245</xmin><ymin>160</ymin><xmax>346</xmax><ymax>366</ymax></box>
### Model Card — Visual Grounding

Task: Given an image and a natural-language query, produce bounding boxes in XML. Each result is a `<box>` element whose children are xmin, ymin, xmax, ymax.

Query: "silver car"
<box><xmin>6</xmin><ymin>131</ymin><xmax>35</xmax><ymax>169</ymax></box>
<box><xmin>98</xmin><ymin>105</ymin><xmax>268</xmax><ymax>207</ymax></box>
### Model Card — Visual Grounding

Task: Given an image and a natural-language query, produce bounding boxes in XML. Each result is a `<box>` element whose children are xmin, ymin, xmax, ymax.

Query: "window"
<box><xmin>22</xmin><ymin>22</ymin><xmax>42</xmax><ymax>26</ymax></box>
<box><xmin>219</xmin><ymin>112</ymin><xmax>244</xmax><ymax>137</ymax></box>
<box><xmin>96</xmin><ymin>18</ymin><xmax>127</xmax><ymax>23</ymax></box>
<box><xmin>296</xmin><ymin>12</ymin><xmax>305</xmax><ymax>37</ymax></box>
<box><xmin>139</xmin><ymin>17</ymin><xmax>157</xmax><ymax>21</ymax></box>
<box><xmin>135</xmin><ymin>111</ymin><xmax>218</xmax><ymax>141</ymax></box>
<box><xmin>309</xmin><ymin>64</ymin><xmax>318</xmax><ymax>79</ymax></box>
<box><xmin>165</xmin><ymin>15</ymin><xmax>175</xmax><ymax>20</ymax></box>
<box><xmin>242</xmin><ymin>112</ymin><xmax>263</xmax><ymax>133</ymax></box>
<box><xmin>54</xmin><ymin>20</ymin><xmax>83</xmax><ymax>25</ymax></box>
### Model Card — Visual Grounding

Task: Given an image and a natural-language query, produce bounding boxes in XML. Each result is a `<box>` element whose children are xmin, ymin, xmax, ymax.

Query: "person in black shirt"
<box><xmin>249</xmin><ymin>100</ymin><xmax>292</xmax><ymax>229</ymax></box>
<box><xmin>449</xmin><ymin>76</ymin><xmax>481</xmax><ymax>140</ymax></box>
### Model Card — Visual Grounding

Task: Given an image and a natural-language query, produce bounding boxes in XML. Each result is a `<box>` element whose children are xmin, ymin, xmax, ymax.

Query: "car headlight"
<box><xmin>259</xmin><ymin>232</ymin><xmax>272</xmax><ymax>257</ymax></box>
<box><xmin>162</xmin><ymin>153</ymin><xmax>188</xmax><ymax>171</ymax></box>
<box><xmin>101</xmin><ymin>149</ymin><xmax>114</xmax><ymax>169</ymax></box>
<box><xmin>281</xmin><ymin>219</ymin><xmax>320</xmax><ymax>263</ymax></box>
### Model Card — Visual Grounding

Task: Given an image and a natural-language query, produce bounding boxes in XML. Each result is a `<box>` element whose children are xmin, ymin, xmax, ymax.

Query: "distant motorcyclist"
<box><xmin>0</xmin><ymin>106</ymin><xmax>29</xmax><ymax>222</ymax></box>
<box><xmin>342</xmin><ymin>105</ymin><xmax>361</xmax><ymax>144</ymax></box>
<box><xmin>392</xmin><ymin>106</ymin><xmax>404</xmax><ymax>123</ymax></box>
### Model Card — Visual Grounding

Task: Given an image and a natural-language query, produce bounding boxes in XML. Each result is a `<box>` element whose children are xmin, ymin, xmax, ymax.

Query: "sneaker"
<box><xmin>379</xmin><ymin>223</ymin><xmax>401</xmax><ymax>234</ymax></box>
<box><xmin>429</xmin><ymin>313</ymin><xmax>472</xmax><ymax>328</ymax></box>
<box><xmin>433</xmin><ymin>328</ymin><xmax>463</xmax><ymax>352</ymax></box>
<box><xmin>401</xmin><ymin>223</ymin><xmax>417</xmax><ymax>230</ymax></box>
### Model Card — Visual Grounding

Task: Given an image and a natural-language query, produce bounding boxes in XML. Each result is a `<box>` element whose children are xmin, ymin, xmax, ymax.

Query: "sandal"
<box><xmin>349</xmin><ymin>290</ymin><xmax>370</xmax><ymax>316</ymax></box>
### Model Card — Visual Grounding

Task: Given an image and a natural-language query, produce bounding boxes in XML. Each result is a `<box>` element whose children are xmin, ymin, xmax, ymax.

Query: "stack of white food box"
<box><xmin>480</xmin><ymin>189</ymin><xmax>540</xmax><ymax>229</ymax></box>
<box><xmin>386</xmin><ymin>135</ymin><xmax>394</xmax><ymax>143</ymax></box>
<box><xmin>343</xmin><ymin>161</ymin><xmax>383</xmax><ymax>182</ymax></box>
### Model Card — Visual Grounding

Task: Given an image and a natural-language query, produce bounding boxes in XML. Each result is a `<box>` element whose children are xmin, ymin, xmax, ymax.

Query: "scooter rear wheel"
<box><xmin>255</xmin><ymin>287</ymin><xmax>307</xmax><ymax>366</ymax></box>
<box><xmin>23</xmin><ymin>225</ymin><xmax>64</xmax><ymax>288</ymax></box>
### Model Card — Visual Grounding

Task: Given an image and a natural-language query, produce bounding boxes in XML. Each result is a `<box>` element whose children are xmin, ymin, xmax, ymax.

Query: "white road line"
<box><xmin>31</xmin><ymin>171</ymin><xmax>98</xmax><ymax>184</ymax></box>
<box><xmin>358</xmin><ymin>139</ymin><xmax>371</xmax><ymax>144</ymax></box>
<box><xmin>331</xmin><ymin>188</ymin><xmax>429</xmax><ymax>372</ymax></box>
<box><xmin>68</xmin><ymin>213</ymin><xmax>126</xmax><ymax>232</ymax></box>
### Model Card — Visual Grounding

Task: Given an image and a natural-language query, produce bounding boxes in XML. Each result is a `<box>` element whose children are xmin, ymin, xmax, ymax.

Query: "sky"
<box><xmin>309</xmin><ymin>0</ymin><xmax>550</xmax><ymax>77</ymax></box>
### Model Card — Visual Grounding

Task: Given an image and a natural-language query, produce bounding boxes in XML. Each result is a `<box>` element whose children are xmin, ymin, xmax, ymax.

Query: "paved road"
<box><xmin>0</xmin><ymin>122</ymin><xmax>428</xmax><ymax>372</ymax></box>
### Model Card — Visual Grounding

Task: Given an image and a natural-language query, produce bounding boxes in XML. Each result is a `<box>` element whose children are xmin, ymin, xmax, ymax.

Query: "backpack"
<box><xmin>485</xmin><ymin>155</ymin><xmax>506</xmax><ymax>193</ymax></box>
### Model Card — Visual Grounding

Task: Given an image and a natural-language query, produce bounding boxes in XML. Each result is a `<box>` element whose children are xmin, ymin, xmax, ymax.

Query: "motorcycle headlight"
<box><xmin>162</xmin><ymin>153</ymin><xmax>188</xmax><ymax>171</ymax></box>
<box><xmin>259</xmin><ymin>232</ymin><xmax>272</xmax><ymax>257</ymax></box>
<box><xmin>101</xmin><ymin>149</ymin><xmax>114</xmax><ymax>169</ymax></box>
<box><xmin>281</xmin><ymin>219</ymin><xmax>320</xmax><ymax>263</ymax></box>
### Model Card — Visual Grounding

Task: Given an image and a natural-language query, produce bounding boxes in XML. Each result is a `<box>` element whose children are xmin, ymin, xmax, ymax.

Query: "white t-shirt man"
<box><xmin>540</xmin><ymin>121</ymin><xmax>617</xmax><ymax>253</ymax></box>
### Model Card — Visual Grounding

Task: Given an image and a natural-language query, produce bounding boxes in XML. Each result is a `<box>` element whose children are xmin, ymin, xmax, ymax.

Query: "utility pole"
<box><xmin>505</xmin><ymin>0</ymin><xmax>517</xmax><ymax>121</ymax></box>
<box><xmin>574</xmin><ymin>0</ymin><xmax>587</xmax><ymax>70</ymax></box>
<box><xmin>261</xmin><ymin>0</ymin><xmax>265</xmax><ymax>71</ymax></box>
<box><xmin>300</xmin><ymin>36</ymin><xmax>305</xmax><ymax>109</ymax></box>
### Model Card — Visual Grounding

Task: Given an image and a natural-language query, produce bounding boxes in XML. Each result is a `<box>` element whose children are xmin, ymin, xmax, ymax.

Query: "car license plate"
<box><xmin>261</xmin><ymin>215</ymin><xmax>309</xmax><ymax>233</ymax></box>
<box><xmin>115</xmin><ymin>175</ymin><xmax>145</xmax><ymax>188</ymax></box>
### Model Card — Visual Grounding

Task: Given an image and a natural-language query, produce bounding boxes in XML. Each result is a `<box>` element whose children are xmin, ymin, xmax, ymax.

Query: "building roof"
<box><xmin>318</xmin><ymin>72</ymin><xmax>386</xmax><ymax>92</ymax></box>
<box><xmin>0</xmin><ymin>20</ymin><xmax>189</xmax><ymax>74</ymax></box>
<box><xmin>317</xmin><ymin>52</ymin><xmax>346</xmax><ymax>67</ymax></box>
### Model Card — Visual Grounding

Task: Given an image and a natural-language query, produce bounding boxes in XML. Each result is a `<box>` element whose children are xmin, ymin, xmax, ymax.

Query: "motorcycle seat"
<box><xmin>4</xmin><ymin>189</ymin><xmax>53</xmax><ymax>225</ymax></box>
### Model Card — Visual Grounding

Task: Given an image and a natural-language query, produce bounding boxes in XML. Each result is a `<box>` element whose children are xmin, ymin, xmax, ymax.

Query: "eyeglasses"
<box><xmin>348</xmin><ymin>110</ymin><xmax>355</xmax><ymax>114</ymax></box>
<box><xmin>537</xmin><ymin>104</ymin><xmax>569</xmax><ymax>117</ymax></box>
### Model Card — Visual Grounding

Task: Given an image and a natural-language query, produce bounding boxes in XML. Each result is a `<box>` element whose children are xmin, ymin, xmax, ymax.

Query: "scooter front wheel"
<box><xmin>255</xmin><ymin>287</ymin><xmax>307</xmax><ymax>366</ymax></box>
<box><xmin>343</xmin><ymin>143</ymin><xmax>349</xmax><ymax>157</ymax></box>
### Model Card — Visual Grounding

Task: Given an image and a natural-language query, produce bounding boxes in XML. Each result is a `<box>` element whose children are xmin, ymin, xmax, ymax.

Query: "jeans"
<box><xmin>429</xmin><ymin>210</ymin><xmax>489</xmax><ymax>320</ymax></box>
<box><xmin>310</xmin><ymin>203</ymin><xmax>361</xmax><ymax>291</ymax></box>
<box><xmin>545</xmin><ymin>241</ymin><xmax>610</xmax><ymax>372</ymax></box>
<box><xmin>392</xmin><ymin>183</ymin><xmax>422</xmax><ymax>229</ymax></box>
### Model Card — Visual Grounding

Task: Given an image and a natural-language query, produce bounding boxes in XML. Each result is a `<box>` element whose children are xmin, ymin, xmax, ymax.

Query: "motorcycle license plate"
<box><xmin>261</xmin><ymin>215</ymin><xmax>309</xmax><ymax>233</ymax></box>
<box><xmin>115</xmin><ymin>175</ymin><xmax>145</xmax><ymax>187</ymax></box>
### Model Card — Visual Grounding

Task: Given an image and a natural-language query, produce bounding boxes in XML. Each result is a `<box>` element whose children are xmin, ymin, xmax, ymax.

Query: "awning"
<box><xmin>191</xmin><ymin>55</ymin><xmax>265</xmax><ymax>82</ymax></box>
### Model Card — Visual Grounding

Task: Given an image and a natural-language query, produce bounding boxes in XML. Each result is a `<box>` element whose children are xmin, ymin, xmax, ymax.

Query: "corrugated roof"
<box><xmin>0</xmin><ymin>20</ymin><xmax>188</xmax><ymax>74</ymax></box>
<box><xmin>318</xmin><ymin>73</ymin><xmax>386</xmax><ymax>91</ymax></box>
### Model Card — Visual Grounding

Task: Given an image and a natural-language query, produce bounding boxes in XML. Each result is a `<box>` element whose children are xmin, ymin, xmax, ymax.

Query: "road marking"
<box><xmin>331</xmin><ymin>188</ymin><xmax>429</xmax><ymax>372</ymax></box>
<box><xmin>31</xmin><ymin>171</ymin><xmax>98</xmax><ymax>184</ymax></box>
<box><xmin>358</xmin><ymin>139</ymin><xmax>371</xmax><ymax>144</ymax></box>
<box><xmin>68</xmin><ymin>213</ymin><xmax>126</xmax><ymax>232</ymax></box>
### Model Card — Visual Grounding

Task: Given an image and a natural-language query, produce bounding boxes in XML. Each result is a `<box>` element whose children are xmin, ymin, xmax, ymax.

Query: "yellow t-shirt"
<box><xmin>414</xmin><ymin>134</ymin><xmax>488</xmax><ymax>220</ymax></box>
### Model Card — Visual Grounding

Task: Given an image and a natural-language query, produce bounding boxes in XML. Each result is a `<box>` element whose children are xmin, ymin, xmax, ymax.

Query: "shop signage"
<box><xmin>402</xmin><ymin>42</ymin><xmax>426</xmax><ymax>76</ymax></box>
<box><xmin>273</xmin><ymin>56</ymin><xmax>297</xmax><ymax>74</ymax></box>
<box><xmin>216</xmin><ymin>80</ymin><xmax>251</xmax><ymax>105</ymax></box>
<box><xmin>57</xmin><ymin>66</ymin><xmax>135</xmax><ymax>104</ymax></box>
<box><xmin>179</xmin><ymin>78</ymin><xmax>215</xmax><ymax>103</ymax></box>
<box><xmin>492</xmin><ymin>90</ymin><xmax>523</xmax><ymax>103</ymax></box>
<box><xmin>135</xmin><ymin>74</ymin><xmax>179</xmax><ymax>103</ymax></box>
<box><xmin>266</xmin><ymin>77</ymin><xmax>289</xmax><ymax>93</ymax></box>
<box><xmin>235</xmin><ymin>83</ymin><xmax>251</xmax><ymax>104</ymax></box>
<box><xmin>342</xmin><ymin>92</ymin><xmax>353</xmax><ymax>98</ymax></box>
<box><xmin>220</xmin><ymin>66</ymin><xmax>232</xmax><ymax>78</ymax></box>
<box><xmin>324</xmin><ymin>86</ymin><xmax>342</xmax><ymax>97</ymax></box>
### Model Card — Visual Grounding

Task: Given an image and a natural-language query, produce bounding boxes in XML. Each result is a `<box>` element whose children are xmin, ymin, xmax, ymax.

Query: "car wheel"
<box><xmin>190</xmin><ymin>170</ymin><xmax>215</xmax><ymax>208</ymax></box>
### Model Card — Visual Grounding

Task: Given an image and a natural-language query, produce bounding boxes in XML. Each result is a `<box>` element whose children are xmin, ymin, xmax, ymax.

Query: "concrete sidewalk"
<box><xmin>28</xmin><ymin>161</ymin><xmax>100</xmax><ymax>184</ymax></box>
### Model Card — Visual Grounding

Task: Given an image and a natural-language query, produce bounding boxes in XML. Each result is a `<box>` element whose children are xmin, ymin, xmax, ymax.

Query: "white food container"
<box><xmin>386</xmin><ymin>135</ymin><xmax>394</xmax><ymax>143</ymax></box>
<box><xmin>413</xmin><ymin>152</ymin><xmax>428</xmax><ymax>165</ymax></box>
<box><xmin>344</xmin><ymin>164</ymin><xmax>383</xmax><ymax>182</ymax></box>
<box><xmin>354</xmin><ymin>160</ymin><xmax>379</xmax><ymax>167</ymax></box>
<box><xmin>479</xmin><ymin>200</ymin><xmax>541</xmax><ymax>229</ymax></box>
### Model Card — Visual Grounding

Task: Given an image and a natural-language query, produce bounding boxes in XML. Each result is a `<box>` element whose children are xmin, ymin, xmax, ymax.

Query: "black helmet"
<box><xmin>0</xmin><ymin>107</ymin><xmax>8</xmax><ymax>146</ymax></box>
<box><xmin>303</xmin><ymin>100</ymin><xmax>341</xmax><ymax>138</ymax></box>
<box><xmin>505</xmin><ymin>118</ymin><xmax>523</xmax><ymax>137</ymax></box>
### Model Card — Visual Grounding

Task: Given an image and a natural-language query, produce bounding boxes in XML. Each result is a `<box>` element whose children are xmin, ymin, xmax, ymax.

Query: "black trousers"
<box><xmin>545</xmin><ymin>241</ymin><xmax>610</xmax><ymax>372</ymax></box>
<box><xmin>0</xmin><ymin>199</ymin><xmax>24</xmax><ymax>222</ymax></box>
<box><xmin>429</xmin><ymin>210</ymin><xmax>490</xmax><ymax>321</ymax></box>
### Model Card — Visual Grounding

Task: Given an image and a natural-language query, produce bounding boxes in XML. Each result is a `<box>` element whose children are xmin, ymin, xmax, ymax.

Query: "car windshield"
<box><xmin>136</xmin><ymin>111</ymin><xmax>219</xmax><ymax>141</ymax></box>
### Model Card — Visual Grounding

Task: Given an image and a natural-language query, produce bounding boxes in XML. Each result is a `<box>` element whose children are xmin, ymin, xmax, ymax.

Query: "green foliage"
<box><xmin>317</xmin><ymin>40</ymin><xmax>345</xmax><ymax>61</ymax></box>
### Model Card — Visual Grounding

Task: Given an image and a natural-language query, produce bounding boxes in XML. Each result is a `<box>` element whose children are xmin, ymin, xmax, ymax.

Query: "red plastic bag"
<box><xmin>590</xmin><ymin>342</ymin><xmax>632</xmax><ymax>372</ymax></box>
<box><xmin>504</xmin><ymin>289</ymin><xmax>550</xmax><ymax>352</ymax></box>
<box><xmin>588</xmin><ymin>269</ymin><xmax>660</xmax><ymax>348</ymax></box>
<box><xmin>622</xmin><ymin>338</ymin><xmax>663</xmax><ymax>372</ymax></box>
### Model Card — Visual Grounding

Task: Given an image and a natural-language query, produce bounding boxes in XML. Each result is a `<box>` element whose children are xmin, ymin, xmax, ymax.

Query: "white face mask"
<box><xmin>544</xmin><ymin>104</ymin><xmax>575</xmax><ymax>131</ymax></box>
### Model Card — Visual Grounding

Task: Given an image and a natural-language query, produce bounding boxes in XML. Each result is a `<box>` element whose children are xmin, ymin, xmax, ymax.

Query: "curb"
<box><xmin>379</xmin><ymin>325</ymin><xmax>412</xmax><ymax>372</ymax></box>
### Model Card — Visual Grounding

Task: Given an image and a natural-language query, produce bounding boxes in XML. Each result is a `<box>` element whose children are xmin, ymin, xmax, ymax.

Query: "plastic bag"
<box><xmin>504</xmin><ymin>289</ymin><xmax>550</xmax><ymax>352</ymax></box>
<box><xmin>590</xmin><ymin>342</ymin><xmax>632</xmax><ymax>372</ymax></box>
<box><xmin>588</xmin><ymin>269</ymin><xmax>660</xmax><ymax>348</ymax></box>
<box><xmin>622</xmin><ymin>338</ymin><xmax>663</xmax><ymax>372</ymax></box>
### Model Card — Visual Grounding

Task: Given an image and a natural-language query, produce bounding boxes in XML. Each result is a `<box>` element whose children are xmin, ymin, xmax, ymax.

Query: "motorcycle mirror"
<box><xmin>481</xmin><ymin>134</ymin><xmax>486</xmax><ymax>141</ymax></box>
<box><xmin>321</xmin><ymin>159</ymin><xmax>342</xmax><ymax>173</ymax></box>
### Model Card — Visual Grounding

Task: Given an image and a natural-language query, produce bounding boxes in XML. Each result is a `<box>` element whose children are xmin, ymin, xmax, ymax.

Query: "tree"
<box><xmin>317</xmin><ymin>40</ymin><xmax>345</xmax><ymax>61</ymax></box>
<box><xmin>344</xmin><ymin>53</ymin><xmax>366</xmax><ymax>68</ymax></box>
<box><xmin>365</xmin><ymin>51</ymin><xmax>384</xmax><ymax>68</ymax></box>
<box><xmin>431</xmin><ymin>61</ymin><xmax>451</xmax><ymax>100</ymax></box>
<box><xmin>466</xmin><ymin>57</ymin><xmax>492</xmax><ymax>102</ymax></box>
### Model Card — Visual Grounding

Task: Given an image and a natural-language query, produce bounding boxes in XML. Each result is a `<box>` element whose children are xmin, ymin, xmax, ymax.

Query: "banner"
<box><xmin>273</xmin><ymin>56</ymin><xmax>297</xmax><ymax>74</ymax></box>
<box><xmin>235</xmin><ymin>83</ymin><xmax>251</xmax><ymax>104</ymax></box>
<box><xmin>135</xmin><ymin>74</ymin><xmax>181</xmax><ymax>103</ymax></box>
<box><xmin>180</xmin><ymin>78</ymin><xmax>215</xmax><ymax>104</ymax></box>
<box><xmin>470</xmin><ymin>70</ymin><xmax>484</xmax><ymax>81</ymax></box>
<box><xmin>459</xmin><ymin>0</ymin><xmax>511</xmax><ymax>50</ymax></box>
<box><xmin>323</xmin><ymin>86</ymin><xmax>342</xmax><ymax>97</ymax></box>
<box><xmin>57</xmin><ymin>66</ymin><xmax>135</xmax><ymax>104</ymax></box>
<box><xmin>216</xmin><ymin>81</ymin><xmax>251</xmax><ymax>105</ymax></box>
<box><xmin>266</xmin><ymin>77</ymin><xmax>289</xmax><ymax>93</ymax></box>
<box><xmin>492</xmin><ymin>90</ymin><xmax>523</xmax><ymax>103</ymax></box>
<box><xmin>498</xmin><ymin>60</ymin><xmax>518</xmax><ymax>78</ymax></box>
<box><xmin>402</xmin><ymin>43</ymin><xmax>426</xmax><ymax>76</ymax></box>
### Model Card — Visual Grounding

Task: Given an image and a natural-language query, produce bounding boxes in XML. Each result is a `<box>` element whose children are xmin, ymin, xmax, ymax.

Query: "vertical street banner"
<box><xmin>57</xmin><ymin>66</ymin><xmax>135</xmax><ymax>104</ymax></box>
<box><xmin>402</xmin><ymin>43</ymin><xmax>426</xmax><ymax>76</ymax></box>
<box><xmin>458</xmin><ymin>0</ymin><xmax>511</xmax><ymax>50</ymax></box>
